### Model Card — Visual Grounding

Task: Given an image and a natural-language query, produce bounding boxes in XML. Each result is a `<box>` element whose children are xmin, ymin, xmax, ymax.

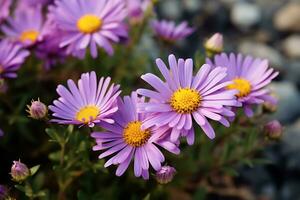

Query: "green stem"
<box><xmin>58</xmin><ymin>140</ymin><xmax>66</xmax><ymax>200</ymax></box>
<box><xmin>25</xmin><ymin>181</ymin><xmax>34</xmax><ymax>200</ymax></box>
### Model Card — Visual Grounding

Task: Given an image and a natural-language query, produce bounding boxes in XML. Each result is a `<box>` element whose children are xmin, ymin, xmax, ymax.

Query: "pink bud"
<box><xmin>11</xmin><ymin>160</ymin><xmax>30</xmax><ymax>182</ymax></box>
<box><xmin>264</xmin><ymin>120</ymin><xmax>283</xmax><ymax>140</ymax></box>
<box><xmin>205</xmin><ymin>33</ymin><xmax>223</xmax><ymax>54</ymax></box>
<box><xmin>155</xmin><ymin>165</ymin><xmax>176</xmax><ymax>184</ymax></box>
<box><xmin>27</xmin><ymin>99</ymin><xmax>48</xmax><ymax>119</ymax></box>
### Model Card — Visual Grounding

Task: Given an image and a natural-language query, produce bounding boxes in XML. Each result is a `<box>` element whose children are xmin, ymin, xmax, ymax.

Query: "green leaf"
<box><xmin>193</xmin><ymin>187</ymin><xmax>207</xmax><ymax>200</ymax></box>
<box><xmin>49</xmin><ymin>151</ymin><xmax>61</xmax><ymax>162</ymax></box>
<box><xmin>34</xmin><ymin>191</ymin><xmax>46</xmax><ymax>197</ymax></box>
<box><xmin>45</xmin><ymin>128</ymin><xmax>62</xmax><ymax>143</ymax></box>
<box><xmin>143</xmin><ymin>193</ymin><xmax>151</xmax><ymax>200</ymax></box>
<box><xmin>15</xmin><ymin>185</ymin><xmax>26</xmax><ymax>192</ymax></box>
<box><xmin>30</xmin><ymin>165</ymin><xmax>40</xmax><ymax>176</ymax></box>
<box><xmin>77</xmin><ymin>191</ymin><xmax>87</xmax><ymax>200</ymax></box>
<box><xmin>253</xmin><ymin>158</ymin><xmax>273</xmax><ymax>165</ymax></box>
<box><xmin>222</xmin><ymin>167</ymin><xmax>239</xmax><ymax>176</ymax></box>
<box><xmin>242</xmin><ymin>159</ymin><xmax>254</xmax><ymax>168</ymax></box>
<box><xmin>25</xmin><ymin>183</ymin><xmax>33</xmax><ymax>197</ymax></box>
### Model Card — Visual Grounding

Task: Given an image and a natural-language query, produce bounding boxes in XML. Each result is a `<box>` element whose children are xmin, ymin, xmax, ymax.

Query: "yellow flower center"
<box><xmin>123</xmin><ymin>121</ymin><xmax>151</xmax><ymax>147</ymax></box>
<box><xmin>170</xmin><ymin>88</ymin><xmax>201</xmax><ymax>114</ymax></box>
<box><xmin>227</xmin><ymin>78</ymin><xmax>251</xmax><ymax>98</ymax></box>
<box><xmin>76</xmin><ymin>105</ymin><xmax>100</xmax><ymax>123</ymax></box>
<box><xmin>0</xmin><ymin>65</ymin><xmax>3</xmax><ymax>74</ymax></box>
<box><xmin>20</xmin><ymin>30</ymin><xmax>39</xmax><ymax>43</ymax></box>
<box><xmin>77</xmin><ymin>14</ymin><xmax>102</xmax><ymax>34</ymax></box>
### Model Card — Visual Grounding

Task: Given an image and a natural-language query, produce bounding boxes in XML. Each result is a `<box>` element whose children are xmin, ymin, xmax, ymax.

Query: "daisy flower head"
<box><xmin>1</xmin><ymin>5</ymin><xmax>45</xmax><ymax>47</ymax></box>
<box><xmin>50</xmin><ymin>0</ymin><xmax>128</xmax><ymax>58</ymax></box>
<box><xmin>137</xmin><ymin>54</ymin><xmax>240</xmax><ymax>143</ymax></box>
<box><xmin>0</xmin><ymin>0</ymin><xmax>12</xmax><ymax>24</ymax></box>
<box><xmin>15</xmin><ymin>0</ymin><xmax>53</xmax><ymax>11</ymax></box>
<box><xmin>35</xmin><ymin>18</ymin><xmax>68</xmax><ymax>70</ymax></box>
<box><xmin>126</xmin><ymin>0</ymin><xmax>151</xmax><ymax>23</ymax></box>
<box><xmin>206</xmin><ymin>53</ymin><xmax>279</xmax><ymax>117</ymax></box>
<box><xmin>0</xmin><ymin>40</ymin><xmax>30</xmax><ymax>79</ymax></box>
<box><xmin>151</xmin><ymin>20</ymin><xmax>194</xmax><ymax>43</ymax></box>
<box><xmin>91</xmin><ymin>92</ymin><xmax>180</xmax><ymax>179</ymax></box>
<box><xmin>49</xmin><ymin>71</ymin><xmax>121</xmax><ymax>127</ymax></box>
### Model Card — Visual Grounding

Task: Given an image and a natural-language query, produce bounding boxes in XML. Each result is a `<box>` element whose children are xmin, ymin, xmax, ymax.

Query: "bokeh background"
<box><xmin>1</xmin><ymin>0</ymin><xmax>300</xmax><ymax>199</ymax></box>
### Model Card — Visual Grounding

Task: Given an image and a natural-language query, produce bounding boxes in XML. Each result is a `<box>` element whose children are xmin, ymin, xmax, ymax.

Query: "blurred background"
<box><xmin>162</xmin><ymin>0</ymin><xmax>299</xmax><ymax>199</ymax></box>
<box><xmin>1</xmin><ymin>0</ymin><xmax>300</xmax><ymax>199</ymax></box>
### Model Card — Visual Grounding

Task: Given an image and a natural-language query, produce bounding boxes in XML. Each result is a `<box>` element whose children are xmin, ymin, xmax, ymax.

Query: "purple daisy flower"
<box><xmin>126</xmin><ymin>0</ymin><xmax>151</xmax><ymax>23</ymax></box>
<box><xmin>35</xmin><ymin>18</ymin><xmax>68</xmax><ymax>70</ymax></box>
<box><xmin>49</xmin><ymin>71</ymin><xmax>121</xmax><ymax>127</ymax></box>
<box><xmin>151</xmin><ymin>20</ymin><xmax>194</xmax><ymax>43</ymax></box>
<box><xmin>17</xmin><ymin>0</ymin><xmax>53</xmax><ymax>8</ymax></box>
<box><xmin>0</xmin><ymin>0</ymin><xmax>12</xmax><ymax>24</ymax></box>
<box><xmin>137</xmin><ymin>54</ymin><xmax>240</xmax><ymax>143</ymax></box>
<box><xmin>91</xmin><ymin>92</ymin><xmax>180</xmax><ymax>179</ymax></box>
<box><xmin>0</xmin><ymin>128</ymin><xmax>4</xmax><ymax>137</ymax></box>
<box><xmin>0</xmin><ymin>40</ymin><xmax>30</xmax><ymax>79</ymax></box>
<box><xmin>1</xmin><ymin>6</ymin><xmax>45</xmax><ymax>46</ymax></box>
<box><xmin>206</xmin><ymin>53</ymin><xmax>279</xmax><ymax>117</ymax></box>
<box><xmin>50</xmin><ymin>0</ymin><xmax>128</xmax><ymax>58</ymax></box>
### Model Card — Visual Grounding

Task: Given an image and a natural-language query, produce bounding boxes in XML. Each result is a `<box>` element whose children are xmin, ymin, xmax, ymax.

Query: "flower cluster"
<box><xmin>49</xmin><ymin>51</ymin><xmax>278</xmax><ymax>179</ymax></box>
<box><xmin>0</xmin><ymin>0</ymin><xmax>194</xmax><ymax>76</ymax></box>
<box><xmin>0</xmin><ymin>0</ymin><xmax>279</xmax><ymax>182</ymax></box>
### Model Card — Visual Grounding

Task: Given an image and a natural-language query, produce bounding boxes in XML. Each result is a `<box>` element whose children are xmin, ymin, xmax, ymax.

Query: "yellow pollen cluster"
<box><xmin>123</xmin><ymin>121</ymin><xmax>151</xmax><ymax>147</ymax></box>
<box><xmin>20</xmin><ymin>30</ymin><xmax>39</xmax><ymax>43</ymax></box>
<box><xmin>77</xmin><ymin>14</ymin><xmax>102</xmax><ymax>34</ymax></box>
<box><xmin>0</xmin><ymin>65</ymin><xmax>3</xmax><ymax>74</ymax></box>
<box><xmin>227</xmin><ymin>78</ymin><xmax>251</xmax><ymax>98</ymax></box>
<box><xmin>76</xmin><ymin>105</ymin><xmax>100</xmax><ymax>123</ymax></box>
<box><xmin>170</xmin><ymin>88</ymin><xmax>201</xmax><ymax>114</ymax></box>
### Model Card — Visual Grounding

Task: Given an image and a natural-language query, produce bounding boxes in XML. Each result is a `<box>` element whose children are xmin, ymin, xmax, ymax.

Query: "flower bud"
<box><xmin>11</xmin><ymin>160</ymin><xmax>30</xmax><ymax>182</ymax></box>
<box><xmin>0</xmin><ymin>79</ymin><xmax>8</xmax><ymax>93</ymax></box>
<box><xmin>263</xmin><ymin>102</ymin><xmax>277</xmax><ymax>113</ymax></box>
<box><xmin>0</xmin><ymin>185</ymin><xmax>8</xmax><ymax>199</ymax></box>
<box><xmin>205</xmin><ymin>33</ymin><xmax>223</xmax><ymax>57</ymax></box>
<box><xmin>26</xmin><ymin>99</ymin><xmax>48</xmax><ymax>119</ymax></box>
<box><xmin>264</xmin><ymin>120</ymin><xmax>283</xmax><ymax>140</ymax></box>
<box><xmin>0</xmin><ymin>128</ymin><xmax>3</xmax><ymax>137</ymax></box>
<box><xmin>155</xmin><ymin>165</ymin><xmax>176</xmax><ymax>184</ymax></box>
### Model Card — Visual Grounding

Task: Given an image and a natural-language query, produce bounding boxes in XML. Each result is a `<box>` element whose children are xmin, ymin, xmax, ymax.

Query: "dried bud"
<box><xmin>264</xmin><ymin>120</ymin><xmax>283</xmax><ymax>140</ymax></box>
<box><xmin>128</xmin><ymin>0</ymin><xmax>144</xmax><ymax>24</ymax></box>
<box><xmin>263</xmin><ymin>102</ymin><xmax>277</xmax><ymax>113</ymax></box>
<box><xmin>205</xmin><ymin>33</ymin><xmax>223</xmax><ymax>57</ymax></box>
<box><xmin>0</xmin><ymin>79</ymin><xmax>8</xmax><ymax>93</ymax></box>
<box><xmin>26</xmin><ymin>99</ymin><xmax>48</xmax><ymax>119</ymax></box>
<box><xmin>155</xmin><ymin>166</ymin><xmax>176</xmax><ymax>184</ymax></box>
<box><xmin>11</xmin><ymin>160</ymin><xmax>30</xmax><ymax>182</ymax></box>
<box><xmin>0</xmin><ymin>185</ymin><xmax>8</xmax><ymax>199</ymax></box>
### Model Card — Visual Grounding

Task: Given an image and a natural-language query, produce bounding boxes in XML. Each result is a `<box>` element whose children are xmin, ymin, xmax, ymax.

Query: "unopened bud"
<box><xmin>0</xmin><ymin>79</ymin><xmax>8</xmax><ymax>93</ymax></box>
<box><xmin>11</xmin><ymin>160</ymin><xmax>30</xmax><ymax>182</ymax></box>
<box><xmin>264</xmin><ymin>120</ymin><xmax>283</xmax><ymax>140</ymax></box>
<box><xmin>155</xmin><ymin>166</ymin><xmax>176</xmax><ymax>184</ymax></box>
<box><xmin>0</xmin><ymin>185</ymin><xmax>8</xmax><ymax>199</ymax></box>
<box><xmin>263</xmin><ymin>102</ymin><xmax>277</xmax><ymax>113</ymax></box>
<box><xmin>26</xmin><ymin>99</ymin><xmax>48</xmax><ymax>119</ymax></box>
<box><xmin>205</xmin><ymin>33</ymin><xmax>223</xmax><ymax>57</ymax></box>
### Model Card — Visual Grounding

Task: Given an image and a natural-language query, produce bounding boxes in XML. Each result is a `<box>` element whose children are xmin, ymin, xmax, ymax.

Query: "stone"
<box><xmin>283</xmin><ymin>119</ymin><xmax>300</xmax><ymax>155</ymax></box>
<box><xmin>274</xmin><ymin>2</ymin><xmax>300</xmax><ymax>32</ymax></box>
<box><xmin>160</xmin><ymin>0</ymin><xmax>182</xmax><ymax>19</ymax></box>
<box><xmin>269</xmin><ymin>82</ymin><xmax>300</xmax><ymax>123</ymax></box>
<box><xmin>282</xmin><ymin>35</ymin><xmax>300</xmax><ymax>58</ymax></box>
<box><xmin>285</xmin><ymin>61</ymin><xmax>300</xmax><ymax>84</ymax></box>
<box><xmin>231</xmin><ymin>2</ymin><xmax>261</xmax><ymax>29</ymax></box>
<box><xmin>238</xmin><ymin>41</ymin><xmax>283</xmax><ymax>70</ymax></box>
